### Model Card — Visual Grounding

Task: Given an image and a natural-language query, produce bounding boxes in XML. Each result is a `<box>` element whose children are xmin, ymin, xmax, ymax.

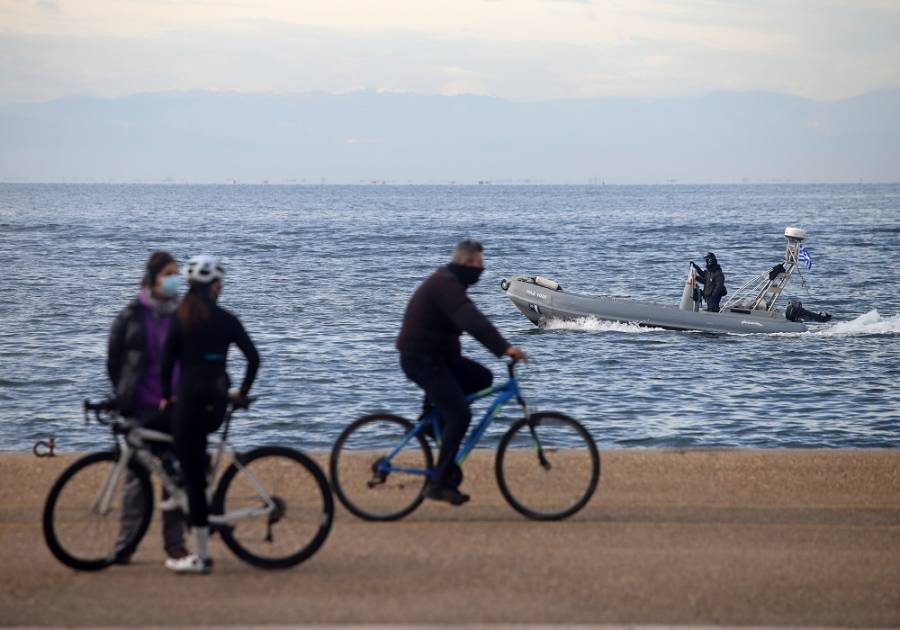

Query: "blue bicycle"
<box><xmin>330</xmin><ymin>361</ymin><xmax>600</xmax><ymax>521</ymax></box>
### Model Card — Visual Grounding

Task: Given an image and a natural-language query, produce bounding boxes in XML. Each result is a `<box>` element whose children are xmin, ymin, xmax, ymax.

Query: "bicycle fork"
<box><xmin>520</xmin><ymin>402</ymin><xmax>552</xmax><ymax>471</ymax></box>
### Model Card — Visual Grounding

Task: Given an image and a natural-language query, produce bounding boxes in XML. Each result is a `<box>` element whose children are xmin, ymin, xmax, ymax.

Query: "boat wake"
<box><xmin>542</xmin><ymin>316</ymin><xmax>663</xmax><ymax>334</ymax></box>
<box><xmin>810</xmin><ymin>309</ymin><xmax>900</xmax><ymax>337</ymax></box>
<box><xmin>540</xmin><ymin>310</ymin><xmax>900</xmax><ymax>338</ymax></box>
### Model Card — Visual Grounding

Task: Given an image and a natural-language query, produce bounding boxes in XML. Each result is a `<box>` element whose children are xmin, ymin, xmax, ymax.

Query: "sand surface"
<box><xmin>1</xmin><ymin>449</ymin><xmax>898</xmax><ymax>627</ymax></box>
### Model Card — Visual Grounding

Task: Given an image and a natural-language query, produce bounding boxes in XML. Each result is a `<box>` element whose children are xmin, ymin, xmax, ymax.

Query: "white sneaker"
<box><xmin>164</xmin><ymin>553</ymin><xmax>212</xmax><ymax>575</ymax></box>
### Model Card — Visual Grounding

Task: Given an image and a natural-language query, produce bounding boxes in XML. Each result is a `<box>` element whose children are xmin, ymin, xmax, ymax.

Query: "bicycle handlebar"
<box><xmin>82</xmin><ymin>395</ymin><xmax>259</xmax><ymax>422</ymax></box>
<box><xmin>507</xmin><ymin>356</ymin><xmax>529</xmax><ymax>377</ymax></box>
<box><xmin>83</xmin><ymin>398</ymin><xmax>118</xmax><ymax>425</ymax></box>
<box><xmin>84</xmin><ymin>399</ymin><xmax>116</xmax><ymax>412</ymax></box>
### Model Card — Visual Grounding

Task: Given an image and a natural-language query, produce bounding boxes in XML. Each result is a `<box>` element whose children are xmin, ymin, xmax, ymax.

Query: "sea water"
<box><xmin>1</xmin><ymin>183</ymin><xmax>898</xmax><ymax>451</ymax></box>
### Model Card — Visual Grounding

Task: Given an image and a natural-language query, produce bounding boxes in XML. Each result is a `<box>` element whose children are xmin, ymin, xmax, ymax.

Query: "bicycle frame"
<box><xmin>88</xmin><ymin>429</ymin><xmax>174</xmax><ymax>517</ymax></box>
<box><xmin>381</xmin><ymin>364</ymin><xmax>529</xmax><ymax>478</ymax></box>
<box><xmin>87</xmin><ymin>403</ymin><xmax>277</xmax><ymax>526</ymax></box>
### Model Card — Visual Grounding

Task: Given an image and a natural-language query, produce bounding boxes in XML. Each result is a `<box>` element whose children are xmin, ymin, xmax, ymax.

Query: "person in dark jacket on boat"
<box><xmin>691</xmin><ymin>252</ymin><xmax>727</xmax><ymax>312</ymax></box>
<box><xmin>107</xmin><ymin>251</ymin><xmax>188</xmax><ymax>564</ymax></box>
<box><xmin>397</xmin><ymin>239</ymin><xmax>527</xmax><ymax>506</ymax></box>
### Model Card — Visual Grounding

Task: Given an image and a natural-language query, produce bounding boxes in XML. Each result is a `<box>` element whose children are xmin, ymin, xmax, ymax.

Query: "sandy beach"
<box><xmin>1</xmin><ymin>448</ymin><xmax>898</xmax><ymax>627</ymax></box>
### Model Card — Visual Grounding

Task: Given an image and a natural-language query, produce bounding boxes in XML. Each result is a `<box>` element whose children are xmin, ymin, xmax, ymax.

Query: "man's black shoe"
<box><xmin>424</xmin><ymin>485</ymin><xmax>470</xmax><ymax>506</ymax></box>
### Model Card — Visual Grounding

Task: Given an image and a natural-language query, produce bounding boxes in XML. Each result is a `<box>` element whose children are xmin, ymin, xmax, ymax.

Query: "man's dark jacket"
<box><xmin>696</xmin><ymin>263</ymin><xmax>727</xmax><ymax>301</ymax></box>
<box><xmin>107</xmin><ymin>301</ymin><xmax>147</xmax><ymax>413</ymax></box>
<box><xmin>396</xmin><ymin>265</ymin><xmax>510</xmax><ymax>358</ymax></box>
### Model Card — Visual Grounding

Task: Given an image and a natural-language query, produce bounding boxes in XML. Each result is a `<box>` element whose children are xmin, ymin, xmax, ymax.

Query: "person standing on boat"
<box><xmin>691</xmin><ymin>252</ymin><xmax>727</xmax><ymax>312</ymax></box>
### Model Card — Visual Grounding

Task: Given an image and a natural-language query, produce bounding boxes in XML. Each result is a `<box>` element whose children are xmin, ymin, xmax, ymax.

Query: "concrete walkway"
<box><xmin>2</xmin><ymin>449</ymin><xmax>898</xmax><ymax>627</ymax></box>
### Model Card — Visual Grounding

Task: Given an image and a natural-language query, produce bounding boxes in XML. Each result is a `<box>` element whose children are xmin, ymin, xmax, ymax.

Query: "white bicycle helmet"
<box><xmin>184</xmin><ymin>255</ymin><xmax>225</xmax><ymax>285</ymax></box>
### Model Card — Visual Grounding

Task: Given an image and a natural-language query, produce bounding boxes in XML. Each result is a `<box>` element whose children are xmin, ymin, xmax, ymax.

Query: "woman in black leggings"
<box><xmin>160</xmin><ymin>255</ymin><xmax>260</xmax><ymax>574</ymax></box>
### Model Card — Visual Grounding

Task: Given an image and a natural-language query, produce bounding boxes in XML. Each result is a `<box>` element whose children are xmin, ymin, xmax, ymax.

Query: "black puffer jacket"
<box><xmin>396</xmin><ymin>265</ymin><xmax>510</xmax><ymax>358</ymax></box>
<box><xmin>696</xmin><ymin>263</ymin><xmax>727</xmax><ymax>301</ymax></box>
<box><xmin>107</xmin><ymin>300</ymin><xmax>147</xmax><ymax>413</ymax></box>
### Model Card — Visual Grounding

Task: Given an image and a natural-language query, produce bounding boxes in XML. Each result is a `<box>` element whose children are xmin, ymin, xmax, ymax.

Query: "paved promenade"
<box><xmin>1</xmin><ymin>449</ymin><xmax>898</xmax><ymax>627</ymax></box>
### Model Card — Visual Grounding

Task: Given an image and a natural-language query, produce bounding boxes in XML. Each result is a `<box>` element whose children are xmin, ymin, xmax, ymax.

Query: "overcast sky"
<box><xmin>2</xmin><ymin>0</ymin><xmax>899</xmax><ymax>105</ymax></box>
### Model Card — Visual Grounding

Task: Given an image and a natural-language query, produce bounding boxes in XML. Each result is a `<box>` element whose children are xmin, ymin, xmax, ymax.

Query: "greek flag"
<box><xmin>798</xmin><ymin>244</ymin><xmax>813</xmax><ymax>269</ymax></box>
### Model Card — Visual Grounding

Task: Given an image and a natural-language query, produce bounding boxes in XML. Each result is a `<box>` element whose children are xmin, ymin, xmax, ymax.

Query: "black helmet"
<box><xmin>704</xmin><ymin>252</ymin><xmax>718</xmax><ymax>266</ymax></box>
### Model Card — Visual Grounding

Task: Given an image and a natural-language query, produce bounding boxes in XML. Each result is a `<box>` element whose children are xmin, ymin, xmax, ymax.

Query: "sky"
<box><xmin>2</xmin><ymin>0</ymin><xmax>900</xmax><ymax>105</ymax></box>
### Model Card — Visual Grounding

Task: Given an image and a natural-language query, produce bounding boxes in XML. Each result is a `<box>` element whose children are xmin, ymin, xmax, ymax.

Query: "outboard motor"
<box><xmin>785</xmin><ymin>299</ymin><xmax>832</xmax><ymax>323</ymax></box>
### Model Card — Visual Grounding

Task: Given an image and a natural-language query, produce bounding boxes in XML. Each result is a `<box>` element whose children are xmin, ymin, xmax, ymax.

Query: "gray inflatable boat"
<box><xmin>501</xmin><ymin>227</ymin><xmax>831</xmax><ymax>335</ymax></box>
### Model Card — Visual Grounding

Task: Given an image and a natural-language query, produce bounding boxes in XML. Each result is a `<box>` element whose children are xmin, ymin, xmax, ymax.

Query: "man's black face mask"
<box><xmin>449</xmin><ymin>263</ymin><xmax>484</xmax><ymax>286</ymax></box>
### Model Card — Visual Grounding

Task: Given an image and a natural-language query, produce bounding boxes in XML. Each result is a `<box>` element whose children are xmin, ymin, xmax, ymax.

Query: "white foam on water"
<box><xmin>811</xmin><ymin>309</ymin><xmax>900</xmax><ymax>337</ymax></box>
<box><xmin>543</xmin><ymin>310</ymin><xmax>900</xmax><ymax>338</ymax></box>
<box><xmin>542</xmin><ymin>316</ymin><xmax>663</xmax><ymax>334</ymax></box>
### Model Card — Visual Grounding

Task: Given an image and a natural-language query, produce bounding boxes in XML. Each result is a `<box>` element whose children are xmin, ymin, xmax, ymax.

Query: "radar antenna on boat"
<box><xmin>720</xmin><ymin>227</ymin><xmax>806</xmax><ymax>314</ymax></box>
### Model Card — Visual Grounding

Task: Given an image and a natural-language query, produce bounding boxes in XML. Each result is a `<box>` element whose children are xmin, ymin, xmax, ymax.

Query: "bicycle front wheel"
<box><xmin>330</xmin><ymin>413</ymin><xmax>432</xmax><ymax>521</ymax></box>
<box><xmin>211</xmin><ymin>446</ymin><xmax>334</xmax><ymax>569</ymax></box>
<box><xmin>43</xmin><ymin>451</ymin><xmax>153</xmax><ymax>571</ymax></box>
<box><xmin>496</xmin><ymin>411</ymin><xmax>600</xmax><ymax>521</ymax></box>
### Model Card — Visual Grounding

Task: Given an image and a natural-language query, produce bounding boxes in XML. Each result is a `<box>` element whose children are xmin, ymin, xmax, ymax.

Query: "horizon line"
<box><xmin>3</xmin><ymin>180</ymin><xmax>898</xmax><ymax>187</ymax></box>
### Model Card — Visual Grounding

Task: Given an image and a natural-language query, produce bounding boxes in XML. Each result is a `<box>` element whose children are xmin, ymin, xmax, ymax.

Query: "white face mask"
<box><xmin>159</xmin><ymin>274</ymin><xmax>183</xmax><ymax>298</ymax></box>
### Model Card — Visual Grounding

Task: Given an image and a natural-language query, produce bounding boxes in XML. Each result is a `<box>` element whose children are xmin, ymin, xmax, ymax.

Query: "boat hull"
<box><xmin>503</xmin><ymin>277</ymin><xmax>807</xmax><ymax>334</ymax></box>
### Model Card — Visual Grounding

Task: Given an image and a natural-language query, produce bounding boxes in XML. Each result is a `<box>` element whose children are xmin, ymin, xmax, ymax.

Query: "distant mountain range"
<box><xmin>2</xmin><ymin>89</ymin><xmax>898</xmax><ymax>184</ymax></box>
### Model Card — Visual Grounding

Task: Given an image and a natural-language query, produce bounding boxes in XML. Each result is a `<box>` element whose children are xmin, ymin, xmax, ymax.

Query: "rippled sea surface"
<box><xmin>1</xmin><ymin>183</ymin><xmax>898</xmax><ymax>451</ymax></box>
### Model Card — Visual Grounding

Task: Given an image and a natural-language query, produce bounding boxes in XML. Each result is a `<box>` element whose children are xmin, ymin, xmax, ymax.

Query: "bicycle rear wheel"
<box><xmin>211</xmin><ymin>446</ymin><xmax>333</xmax><ymax>569</ymax></box>
<box><xmin>495</xmin><ymin>411</ymin><xmax>600</xmax><ymax>521</ymax></box>
<box><xmin>330</xmin><ymin>413</ymin><xmax>432</xmax><ymax>521</ymax></box>
<box><xmin>43</xmin><ymin>451</ymin><xmax>153</xmax><ymax>571</ymax></box>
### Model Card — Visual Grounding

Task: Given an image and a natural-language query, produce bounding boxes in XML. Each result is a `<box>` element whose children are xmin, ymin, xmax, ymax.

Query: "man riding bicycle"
<box><xmin>396</xmin><ymin>239</ymin><xmax>527</xmax><ymax>505</ymax></box>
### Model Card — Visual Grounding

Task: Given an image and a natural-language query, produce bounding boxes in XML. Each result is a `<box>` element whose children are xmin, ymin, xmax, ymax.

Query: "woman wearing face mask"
<box><xmin>160</xmin><ymin>255</ymin><xmax>260</xmax><ymax>574</ymax></box>
<box><xmin>107</xmin><ymin>250</ymin><xmax>188</xmax><ymax>564</ymax></box>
